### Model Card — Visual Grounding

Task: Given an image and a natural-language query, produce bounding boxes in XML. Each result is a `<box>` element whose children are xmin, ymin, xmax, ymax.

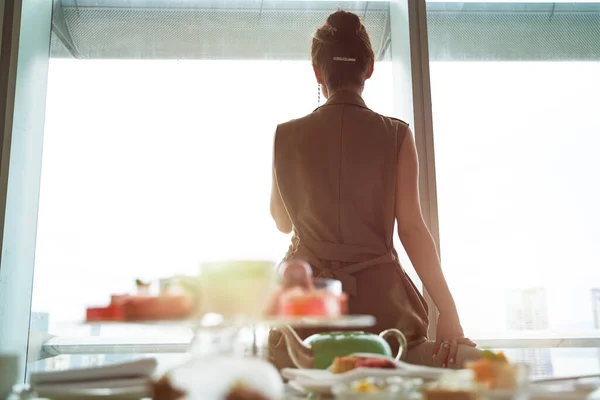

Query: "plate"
<box><xmin>288</xmin><ymin>378</ymin><xmax>333</xmax><ymax>395</ymax></box>
<box><xmin>282</xmin><ymin>353</ymin><xmax>446</xmax><ymax>395</ymax></box>
<box><xmin>32</xmin><ymin>378</ymin><xmax>152</xmax><ymax>400</ymax></box>
<box><xmin>529</xmin><ymin>380</ymin><xmax>600</xmax><ymax>400</ymax></box>
<box><xmin>30</xmin><ymin>359</ymin><xmax>157</xmax><ymax>386</ymax></box>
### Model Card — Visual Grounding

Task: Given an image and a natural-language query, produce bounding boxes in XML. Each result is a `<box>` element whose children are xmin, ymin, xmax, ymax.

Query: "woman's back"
<box><xmin>274</xmin><ymin>90</ymin><xmax>408</xmax><ymax>255</ymax></box>
<box><xmin>270</xmin><ymin>9</ymin><xmax>479</xmax><ymax>372</ymax></box>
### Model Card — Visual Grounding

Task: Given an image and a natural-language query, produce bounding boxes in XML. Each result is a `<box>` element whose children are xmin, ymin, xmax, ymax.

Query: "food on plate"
<box><xmin>332</xmin><ymin>356</ymin><xmax>358</xmax><ymax>374</ymax></box>
<box><xmin>152</xmin><ymin>375</ymin><xmax>186</xmax><ymax>400</ymax></box>
<box><xmin>333</xmin><ymin>377</ymin><xmax>423</xmax><ymax>399</ymax></box>
<box><xmin>110</xmin><ymin>294</ymin><xmax>131</xmax><ymax>306</ymax></box>
<box><xmin>268</xmin><ymin>260</ymin><xmax>348</xmax><ymax>317</ymax></box>
<box><xmin>156</xmin><ymin>357</ymin><xmax>283</xmax><ymax>400</ymax></box>
<box><xmin>467</xmin><ymin>350</ymin><xmax>519</xmax><ymax>390</ymax></box>
<box><xmin>85</xmin><ymin>304</ymin><xmax>124</xmax><ymax>321</ymax></box>
<box><xmin>280</xmin><ymin>260</ymin><xmax>314</xmax><ymax>290</ymax></box>
<box><xmin>350</xmin><ymin>378</ymin><xmax>383</xmax><ymax>394</ymax></box>
<box><xmin>424</xmin><ymin>370</ymin><xmax>480</xmax><ymax>400</ymax></box>
<box><xmin>135</xmin><ymin>279</ymin><xmax>152</xmax><ymax>295</ymax></box>
<box><xmin>122</xmin><ymin>295</ymin><xmax>193</xmax><ymax>321</ymax></box>
<box><xmin>339</xmin><ymin>292</ymin><xmax>348</xmax><ymax>314</ymax></box>
<box><xmin>86</xmin><ymin>278</ymin><xmax>195</xmax><ymax>322</ymax></box>
<box><xmin>225</xmin><ymin>382</ymin><xmax>269</xmax><ymax>400</ymax></box>
<box><xmin>355</xmin><ymin>357</ymin><xmax>397</xmax><ymax>369</ymax></box>
<box><xmin>279</xmin><ymin>287</ymin><xmax>341</xmax><ymax>317</ymax></box>
<box><xmin>332</xmin><ymin>355</ymin><xmax>397</xmax><ymax>374</ymax></box>
<box><xmin>160</xmin><ymin>275</ymin><xmax>202</xmax><ymax>302</ymax></box>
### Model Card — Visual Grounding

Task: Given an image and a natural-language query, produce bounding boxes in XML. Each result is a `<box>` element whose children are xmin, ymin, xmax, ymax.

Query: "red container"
<box><xmin>280</xmin><ymin>290</ymin><xmax>341</xmax><ymax>317</ymax></box>
<box><xmin>122</xmin><ymin>295</ymin><xmax>193</xmax><ymax>321</ymax></box>
<box><xmin>86</xmin><ymin>304</ymin><xmax>125</xmax><ymax>321</ymax></box>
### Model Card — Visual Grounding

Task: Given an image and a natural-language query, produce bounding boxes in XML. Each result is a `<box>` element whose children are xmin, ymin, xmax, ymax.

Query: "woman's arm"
<box><xmin>270</xmin><ymin>164</ymin><xmax>293</xmax><ymax>234</ymax></box>
<box><xmin>395</xmin><ymin>129</ymin><xmax>457</xmax><ymax>316</ymax></box>
<box><xmin>395</xmin><ymin>128</ymin><xmax>476</xmax><ymax>367</ymax></box>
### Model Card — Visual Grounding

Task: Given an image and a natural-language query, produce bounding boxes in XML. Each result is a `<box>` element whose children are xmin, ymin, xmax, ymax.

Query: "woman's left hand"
<box><xmin>432</xmin><ymin>312</ymin><xmax>477</xmax><ymax>368</ymax></box>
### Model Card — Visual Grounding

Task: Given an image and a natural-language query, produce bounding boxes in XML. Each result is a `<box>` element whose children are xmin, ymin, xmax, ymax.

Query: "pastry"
<box><xmin>331</xmin><ymin>356</ymin><xmax>358</xmax><ymax>374</ymax></box>
<box><xmin>122</xmin><ymin>295</ymin><xmax>193</xmax><ymax>321</ymax></box>
<box><xmin>468</xmin><ymin>350</ymin><xmax>519</xmax><ymax>390</ymax></box>
<box><xmin>152</xmin><ymin>375</ymin><xmax>186</xmax><ymax>400</ymax></box>
<box><xmin>226</xmin><ymin>383</ymin><xmax>269</xmax><ymax>400</ymax></box>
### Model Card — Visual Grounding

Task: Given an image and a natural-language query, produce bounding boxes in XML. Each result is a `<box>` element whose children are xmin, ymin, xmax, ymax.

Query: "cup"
<box><xmin>198</xmin><ymin>260</ymin><xmax>276</xmax><ymax>320</ymax></box>
<box><xmin>313</xmin><ymin>277</ymin><xmax>342</xmax><ymax>295</ymax></box>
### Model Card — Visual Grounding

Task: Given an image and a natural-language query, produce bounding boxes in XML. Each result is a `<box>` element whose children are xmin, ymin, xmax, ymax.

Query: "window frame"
<box><xmin>390</xmin><ymin>0</ymin><xmax>440</xmax><ymax>338</ymax></box>
<box><xmin>0</xmin><ymin>0</ymin><xmax>53</xmax><ymax>382</ymax></box>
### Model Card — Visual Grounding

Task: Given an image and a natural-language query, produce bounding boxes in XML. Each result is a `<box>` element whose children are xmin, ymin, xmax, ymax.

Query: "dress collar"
<box><xmin>316</xmin><ymin>90</ymin><xmax>369</xmax><ymax>111</ymax></box>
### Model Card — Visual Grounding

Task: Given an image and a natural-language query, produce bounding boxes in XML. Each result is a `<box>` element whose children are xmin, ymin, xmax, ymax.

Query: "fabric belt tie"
<box><xmin>294</xmin><ymin>238</ymin><xmax>396</xmax><ymax>296</ymax></box>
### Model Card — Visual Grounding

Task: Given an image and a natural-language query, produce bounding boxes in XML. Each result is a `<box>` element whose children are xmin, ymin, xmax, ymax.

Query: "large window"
<box><xmin>5</xmin><ymin>0</ymin><xmax>599</xmax><ymax>381</ymax></box>
<box><xmin>426</xmin><ymin>1</ymin><xmax>600</xmax><ymax>378</ymax></box>
<box><xmin>27</xmin><ymin>0</ymin><xmax>410</xmax><ymax>373</ymax></box>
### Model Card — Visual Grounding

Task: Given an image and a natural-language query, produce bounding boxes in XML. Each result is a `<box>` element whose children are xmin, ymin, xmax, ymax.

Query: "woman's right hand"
<box><xmin>432</xmin><ymin>312</ymin><xmax>477</xmax><ymax>367</ymax></box>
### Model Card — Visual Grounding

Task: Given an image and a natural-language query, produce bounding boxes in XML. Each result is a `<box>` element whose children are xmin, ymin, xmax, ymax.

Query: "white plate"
<box><xmin>288</xmin><ymin>378</ymin><xmax>335</xmax><ymax>395</ymax></box>
<box><xmin>529</xmin><ymin>380</ymin><xmax>600</xmax><ymax>400</ymax></box>
<box><xmin>29</xmin><ymin>359</ymin><xmax>157</xmax><ymax>386</ymax></box>
<box><xmin>282</xmin><ymin>353</ymin><xmax>446</xmax><ymax>395</ymax></box>
<box><xmin>33</xmin><ymin>378</ymin><xmax>152</xmax><ymax>400</ymax></box>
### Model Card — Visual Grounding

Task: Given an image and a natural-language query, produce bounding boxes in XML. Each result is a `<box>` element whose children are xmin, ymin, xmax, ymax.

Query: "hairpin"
<box><xmin>333</xmin><ymin>57</ymin><xmax>356</xmax><ymax>62</ymax></box>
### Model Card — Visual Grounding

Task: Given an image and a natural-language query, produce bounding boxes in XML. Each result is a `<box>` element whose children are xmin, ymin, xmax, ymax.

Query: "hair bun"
<box><xmin>326</xmin><ymin>10</ymin><xmax>362</xmax><ymax>39</ymax></box>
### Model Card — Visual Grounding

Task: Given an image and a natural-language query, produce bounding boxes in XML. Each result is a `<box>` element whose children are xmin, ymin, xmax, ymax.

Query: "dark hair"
<box><xmin>311</xmin><ymin>10</ymin><xmax>375</xmax><ymax>91</ymax></box>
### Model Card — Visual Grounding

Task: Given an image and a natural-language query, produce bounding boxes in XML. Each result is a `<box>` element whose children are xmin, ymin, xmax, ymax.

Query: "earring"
<box><xmin>317</xmin><ymin>84</ymin><xmax>321</xmax><ymax>106</ymax></box>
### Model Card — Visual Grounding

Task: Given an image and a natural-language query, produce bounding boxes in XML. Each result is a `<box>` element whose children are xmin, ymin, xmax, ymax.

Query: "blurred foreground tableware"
<box><xmin>165</xmin><ymin>356</ymin><xmax>284</xmax><ymax>400</ymax></box>
<box><xmin>198</xmin><ymin>260</ymin><xmax>276</xmax><ymax>320</ymax></box>
<box><xmin>28</xmin><ymin>359</ymin><xmax>156</xmax><ymax>400</ymax></box>
<box><xmin>423</xmin><ymin>370</ymin><xmax>479</xmax><ymax>400</ymax></box>
<box><xmin>332</xmin><ymin>376</ymin><xmax>423</xmax><ymax>400</ymax></box>
<box><xmin>29</xmin><ymin>358</ymin><xmax>157</xmax><ymax>387</ymax></box>
<box><xmin>32</xmin><ymin>378</ymin><xmax>152</xmax><ymax>400</ymax></box>
<box><xmin>466</xmin><ymin>350</ymin><xmax>530</xmax><ymax>392</ymax></box>
<box><xmin>0</xmin><ymin>354</ymin><xmax>19</xmax><ymax>400</ymax></box>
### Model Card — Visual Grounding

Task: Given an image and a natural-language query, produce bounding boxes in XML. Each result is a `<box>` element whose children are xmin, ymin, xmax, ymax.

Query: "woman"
<box><xmin>269</xmin><ymin>10</ymin><xmax>481</xmax><ymax>369</ymax></box>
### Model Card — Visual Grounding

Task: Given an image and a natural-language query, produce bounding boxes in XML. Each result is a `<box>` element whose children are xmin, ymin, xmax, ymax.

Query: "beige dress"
<box><xmin>269</xmin><ymin>91</ymin><xmax>432</xmax><ymax>369</ymax></box>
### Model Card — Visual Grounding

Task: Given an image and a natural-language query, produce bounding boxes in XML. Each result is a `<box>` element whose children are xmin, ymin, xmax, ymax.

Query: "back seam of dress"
<box><xmin>337</xmin><ymin>105</ymin><xmax>346</xmax><ymax>243</ymax></box>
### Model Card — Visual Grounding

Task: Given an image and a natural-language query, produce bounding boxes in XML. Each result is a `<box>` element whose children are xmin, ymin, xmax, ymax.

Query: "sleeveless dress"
<box><xmin>269</xmin><ymin>91</ymin><xmax>430</xmax><ymax>369</ymax></box>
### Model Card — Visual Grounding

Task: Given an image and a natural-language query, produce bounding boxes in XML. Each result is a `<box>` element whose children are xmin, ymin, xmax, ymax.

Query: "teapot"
<box><xmin>277</xmin><ymin>326</ymin><xmax>407</xmax><ymax>369</ymax></box>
